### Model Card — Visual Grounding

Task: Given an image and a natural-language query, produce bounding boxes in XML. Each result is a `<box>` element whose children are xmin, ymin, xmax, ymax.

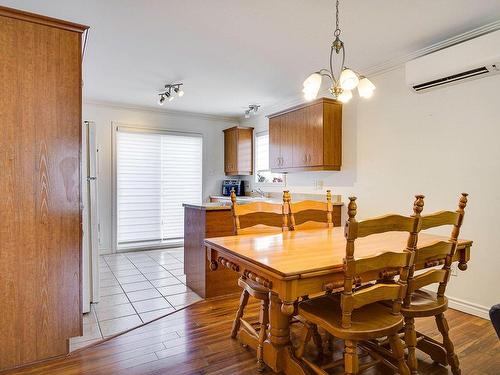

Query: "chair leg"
<box><xmin>311</xmin><ymin>324</ymin><xmax>324</xmax><ymax>362</ymax></box>
<box><xmin>344</xmin><ymin>340</ymin><xmax>359</xmax><ymax>375</ymax></box>
<box><xmin>231</xmin><ymin>289</ymin><xmax>249</xmax><ymax>339</ymax></box>
<box><xmin>295</xmin><ymin>323</ymin><xmax>312</xmax><ymax>359</ymax></box>
<box><xmin>436</xmin><ymin>313</ymin><xmax>461</xmax><ymax>375</ymax></box>
<box><xmin>404</xmin><ymin>317</ymin><xmax>418</xmax><ymax>374</ymax></box>
<box><xmin>327</xmin><ymin>333</ymin><xmax>335</xmax><ymax>353</ymax></box>
<box><xmin>257</xmin><ymin>299</ymin><xmax>269</xmax><ymax>372</ymax></box>
<box><xmin>389</xmin><ymin>334</ymin><xmax>410</xmax><ymax>375</ymax></box>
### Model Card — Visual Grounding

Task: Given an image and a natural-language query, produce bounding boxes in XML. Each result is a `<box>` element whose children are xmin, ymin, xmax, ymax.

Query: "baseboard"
<box><xmin>446</xmin><ymin>295</ymin><xmax>490</xmax><ymax>320</ymax></box>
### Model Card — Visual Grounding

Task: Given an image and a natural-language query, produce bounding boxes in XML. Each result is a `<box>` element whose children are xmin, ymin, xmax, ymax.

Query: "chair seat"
<box><xmin>401</xmin><ymin>290</ymin><xmax>448</xmax><ymax>318</ymax></box>
<box><xmin>238</xmin><ymin>277</ymin><xmax>269</xmax><ymax>300</ymax></box>
<box><xmin>298</xmin><ymin>295</ymin><xmax>403</xmax><ymax>341</ymax></box>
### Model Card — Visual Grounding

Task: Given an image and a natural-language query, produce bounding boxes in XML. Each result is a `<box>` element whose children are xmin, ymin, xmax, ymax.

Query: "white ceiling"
<box><xmin>2</xmin><ymin>0</ymin><xmax>500</xmax><ymax>116</ymax></box>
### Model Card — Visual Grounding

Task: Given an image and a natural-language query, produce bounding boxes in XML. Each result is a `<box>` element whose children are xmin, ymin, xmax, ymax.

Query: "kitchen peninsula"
<box><xmin>183</xmin><ymin>194</ymin><xmax>343</xmax><ymax>299</ymax></box>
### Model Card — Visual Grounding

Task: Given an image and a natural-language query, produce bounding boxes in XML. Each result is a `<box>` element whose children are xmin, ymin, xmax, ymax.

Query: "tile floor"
<box><xmin>70</xmin><ymin>247</ymin><xmax>202</xmax><ymax>351</ymax></box>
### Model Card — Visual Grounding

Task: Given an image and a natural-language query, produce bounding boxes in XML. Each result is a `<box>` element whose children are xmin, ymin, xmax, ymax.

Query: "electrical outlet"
<box><xmin>315</xmin><ymin>180</ymin><xmax>324</xmax><ymax>190</ymax></box>
<box><xmin>451</xmin><ymin>264</ymin><xmax>458</xmax><ymax>277</ymax></box>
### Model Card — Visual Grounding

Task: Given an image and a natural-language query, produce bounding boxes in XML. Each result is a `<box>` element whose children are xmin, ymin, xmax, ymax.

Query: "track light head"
<box><xmin>157</xmin><ymin>83</ymin><xmax>184</xmax><ymax>105</ymax></box>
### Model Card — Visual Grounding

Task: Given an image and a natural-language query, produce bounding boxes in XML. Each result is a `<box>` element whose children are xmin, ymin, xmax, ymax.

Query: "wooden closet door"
<box><xmin>0</xmin><ymin>10</ymin><xmax>85</xmax><ymax>370</ymax></box>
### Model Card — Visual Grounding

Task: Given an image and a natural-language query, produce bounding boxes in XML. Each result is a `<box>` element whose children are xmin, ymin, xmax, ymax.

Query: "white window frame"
<box><xmin>254</xmin><ymin>131</ymin><xmax>286</xmax><ymax>187</ymax></box>
<box><xmin>111</xmin><ymin>122</ymin><xmax>203</xmax><ymax>252</ymax></box>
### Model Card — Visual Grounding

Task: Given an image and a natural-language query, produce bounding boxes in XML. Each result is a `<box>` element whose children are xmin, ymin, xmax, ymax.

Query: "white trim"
<box><xmin>253</xmin><ymin>131</ymin><xmax>286</xmax><ymax>187</ymax></box>
<box><xmin>446</xmin><ymin>295</ymin><xmax>490</xmax><ymax>320</ymax></box>
<box><xmin>112</xmin><ymin>123</ymin><xmax>204</xmax><ymax>252</ymax></box>
<box><xmin>115</xmin><ymin>124</ymin><xmax>202</xmax><ymax>137</ymax></box>
<box><xmin>364</xmin><ymin>19</ymin><xmax>500</xmax><ymax>77</ymax></box>
<box><xmin>84</xmin><ymin>99</ymin><xmax>238</xmax><ymax>123</ymax></box>
<box><xmin>256</xmin><ymin>20</ymin><xmax>500</xmax><ymax>119</ymax></box>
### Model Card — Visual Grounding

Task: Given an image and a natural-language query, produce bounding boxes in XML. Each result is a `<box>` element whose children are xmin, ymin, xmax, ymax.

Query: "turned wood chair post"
<box><xmin>437</xmin><ymin>193</ymin><xmax>468</xmax><ymax>298</ymax></box>
<box><xmin>403</xmin><ymin>194</ymin><xmax>425</xmax><ymax>309</ymax></box>
<box><xmin>282</xmin><ymin>190</ymin><xmax>291</xmax><ymax>231</ymax></box>
<box><xmin>326</xmin><ymin>190</ymin><xmax>333</xmax><ymax>228</ymax></box>
<box><xmin>230</xmin><ymin>190</ymin><xmax>240</xmax><ymax>235</ymax></box>
<box><xmin>342</xmin><ymin>196</ymin><xmax>358</xmax><ymax>329</ymax></box>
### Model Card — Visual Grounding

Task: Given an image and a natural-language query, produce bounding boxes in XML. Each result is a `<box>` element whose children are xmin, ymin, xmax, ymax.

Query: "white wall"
<box><xmin>83</xmin><ymin>102</ymin><xmax>236</xmax><ymax>254</ymax></box>
<box><xmin>242</xmin><ymin>68</ymin><xmax>500</xmax><ymax>316</ymax></box>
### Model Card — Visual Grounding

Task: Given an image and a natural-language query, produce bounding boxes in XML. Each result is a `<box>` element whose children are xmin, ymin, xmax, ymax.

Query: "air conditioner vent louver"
<box><xmin>405</xmin><ymin>29</ymin><xmax>500</xmax><ymax>93</ymax></box>
<box><xmin>413</xmin><ymin>67</ymin><xmax>490</xmax><ymax>91</ymax></box>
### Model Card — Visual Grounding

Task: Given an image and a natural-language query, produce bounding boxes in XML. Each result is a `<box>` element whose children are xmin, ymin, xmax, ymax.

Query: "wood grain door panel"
<box><xmin>0</xmin><ymin>9</ymin><xmax>86</xmax><ymax>371</ymax></box>
<box><xmin>268</xmin><ymin>117</ymin><xmax>281</xmax><ymax>169</ymax></box>
<box><xmin>305</xmin><ymin>103</ymin><xmax>324</xmax><ymax>166</ymax></box>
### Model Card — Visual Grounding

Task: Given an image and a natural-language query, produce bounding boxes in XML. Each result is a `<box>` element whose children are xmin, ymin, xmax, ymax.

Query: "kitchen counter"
<box><xmin>209</xmin><ymin>194</ymin><xmax>344</xmax><ymax>205</ymax></box>
<box><xmin>182</xmin><ymin>202</ymin><xmax>231</xmax><ymax>211</ymax></box>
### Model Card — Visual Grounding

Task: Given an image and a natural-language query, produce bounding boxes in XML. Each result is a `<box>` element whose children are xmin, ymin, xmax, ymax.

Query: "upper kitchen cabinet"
<box><xmin>268</xmin><ymin>98</ymin><xmax>342</xmax><ymax>172</ymax></box>
<box><xmin>223</xmin><ymin>126</ymin><xmax>254</xmax><ymax>175</ymax></box>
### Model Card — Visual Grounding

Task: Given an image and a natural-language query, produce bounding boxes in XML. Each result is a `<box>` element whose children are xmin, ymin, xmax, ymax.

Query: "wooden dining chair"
<box><xmin>402</xmin><ymin>193</ymin><xmax>468</xmax><ymax>375</ymax></box>
<box><xmin>229</xmin><ymin>190</ymin><xmax>287</xmax><ymax>371</ymax></box>
<box><xmin>284</xmin><ymin>190</ymin><xmax>334</xmax><ymax>230</ymax></box>
<box><xmin>295</xmin><ymin>195</ymin><xmax>425</xmax><ymax>375</ymax></box>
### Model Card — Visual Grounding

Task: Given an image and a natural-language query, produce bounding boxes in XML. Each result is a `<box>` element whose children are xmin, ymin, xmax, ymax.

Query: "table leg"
<box><xmin>263</xmin><ymin>293</ymin><xmax>307</xmax><ymax>374</ymax></box>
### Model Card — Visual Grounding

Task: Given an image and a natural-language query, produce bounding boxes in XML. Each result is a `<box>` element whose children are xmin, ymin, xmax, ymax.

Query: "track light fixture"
<box><xmin>244</xmin><ymin>104</ymin><xmax>260</xmax><ymax>119</ymax></box>
<box><xmin>158</xmin><ymin>83</ymin><xmax>184</xmax><ymax>105</ymax></box>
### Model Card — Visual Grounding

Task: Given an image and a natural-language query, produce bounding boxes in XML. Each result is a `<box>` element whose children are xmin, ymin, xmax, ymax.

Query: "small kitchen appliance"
<box><xmin>222</xmin><ymin>179</ymin><xmax>245</xmax><ymax>196</ymax></box>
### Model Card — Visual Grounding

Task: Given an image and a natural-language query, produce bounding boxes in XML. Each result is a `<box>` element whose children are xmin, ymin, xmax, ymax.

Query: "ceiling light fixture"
<box><xmin>302</xmin><ymin>0</ymin><xmax>375</xmax><ymax>103</ymax></box>
<box><xmin>157</xmin><ymin>83</ymin><xmax>184</xmax><ymax>105</ymax></box>
<box><xmin>244</xmin><ymin>104</ymin><xmax>260</xmax><ymax>119</ymax></box>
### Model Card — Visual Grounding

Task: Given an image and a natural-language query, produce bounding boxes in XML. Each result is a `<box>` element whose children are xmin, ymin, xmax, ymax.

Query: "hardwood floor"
<box><xmin>4</xmin><ymin>295</ymin><xmax>499</xmax><ymax>375</ymax></box>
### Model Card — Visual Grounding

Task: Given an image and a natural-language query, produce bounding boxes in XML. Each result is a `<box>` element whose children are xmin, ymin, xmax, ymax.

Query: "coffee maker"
<box><xmin>222</xmin><ymin>179</ymin><xmax>245</xmax><ymax>196</ymax></box>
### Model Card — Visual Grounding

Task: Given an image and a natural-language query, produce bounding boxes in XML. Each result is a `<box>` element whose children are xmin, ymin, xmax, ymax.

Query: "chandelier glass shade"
<box><xmin>302</xmin><ymin>0</ymin><xmax>375</xmax><ymax>103</ymax></box>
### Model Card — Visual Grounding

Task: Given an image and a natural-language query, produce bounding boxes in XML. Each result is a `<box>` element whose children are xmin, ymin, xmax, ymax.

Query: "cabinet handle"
<box><xmin>308</xmin><ymin>154</ymin><xmax>311</xmax><ymax>163</ymax></box>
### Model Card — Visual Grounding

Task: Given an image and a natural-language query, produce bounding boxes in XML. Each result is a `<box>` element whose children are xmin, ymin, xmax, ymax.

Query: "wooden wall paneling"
<box><xmin>0</xmin><ymin>6</ymin><xmax>87</xmax><ymax>371</ymax></box>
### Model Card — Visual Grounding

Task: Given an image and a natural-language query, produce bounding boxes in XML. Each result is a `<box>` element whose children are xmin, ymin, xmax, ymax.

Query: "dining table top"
<box><xmin>204</xmin><ymin>227</ymin><xmax>473</xmax><ymax>278</ymax></box>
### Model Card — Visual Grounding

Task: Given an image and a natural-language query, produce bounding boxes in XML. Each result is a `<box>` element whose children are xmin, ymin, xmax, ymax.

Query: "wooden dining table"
<box><xmin>204</xmin><ymin>227</ymin><xmax>473</xmax><ymax>374</ymax></box>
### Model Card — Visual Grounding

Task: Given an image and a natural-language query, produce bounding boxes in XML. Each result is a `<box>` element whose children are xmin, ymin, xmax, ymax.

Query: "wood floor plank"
<box><xmin>4</xmin><ymin>296</ymin><xmax>499</xmax><ymax>375</ymax></box>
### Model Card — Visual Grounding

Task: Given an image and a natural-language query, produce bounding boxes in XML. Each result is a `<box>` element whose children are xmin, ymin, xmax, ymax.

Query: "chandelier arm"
<box><xmin>329</xmin><ymin>46</ymin><xmax>338</xmax><ymax>85</ymax></box>
<box><xmin>317</xmin><ymin>69</ymin><xmax>333</xmax><ymax>80</ymax></box>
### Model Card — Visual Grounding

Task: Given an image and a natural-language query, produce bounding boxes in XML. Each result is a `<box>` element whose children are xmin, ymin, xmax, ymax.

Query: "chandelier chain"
<box><xmin>334</xmin><ymin>0</ymin><xmax>341</xmax><ymax>37</ymax></box>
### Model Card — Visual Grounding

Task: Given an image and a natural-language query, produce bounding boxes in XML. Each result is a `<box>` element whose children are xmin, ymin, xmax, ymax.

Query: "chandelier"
<box><xmin>302</xmin><ymin>0</ymin><xmax>375</xmax><ymax>103</ymax></box>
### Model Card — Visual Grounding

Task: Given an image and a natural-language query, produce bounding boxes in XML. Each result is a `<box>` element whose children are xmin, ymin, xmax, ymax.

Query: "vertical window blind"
<box><xmin>116</xmin><ymin>128</ymin><xmax>202</xmax><ymax>246</ymax></box>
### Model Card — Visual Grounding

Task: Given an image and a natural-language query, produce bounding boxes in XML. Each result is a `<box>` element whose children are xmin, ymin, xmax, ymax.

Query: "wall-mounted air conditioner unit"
<box><xmin>405</xmin><ymin>29</ymin><xmax>500</xmax><ymax>93</ymax></box>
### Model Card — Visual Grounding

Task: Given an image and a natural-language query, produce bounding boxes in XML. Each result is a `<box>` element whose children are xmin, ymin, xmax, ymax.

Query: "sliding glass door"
<box><xmin>116</xmin><ymin>127</ymin><xmax>202</xmax><ymax>249</ymax></box>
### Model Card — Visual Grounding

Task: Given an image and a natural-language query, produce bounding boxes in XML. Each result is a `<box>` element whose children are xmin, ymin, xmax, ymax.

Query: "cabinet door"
<box><xmin>305</xmin><ymin>103</ymin><xmax>324</xmax><ymax>166</ymax></box>
<box><xmin>269</xmin><ymin>117</ymin><xmax>281</xmax><ymax>169</ymax></box>
<box><xmin>291</xmin><ymin>109</ymin><xmax>308</xmax><ymax>167</ymax></box>
<box><xmin>224</xmin><ymin>129</ymin><xmax>237</xmax><ymax>173</ymax></box>
<box><xmin>280</xmin><ymin>113</ymin><xmax>294</xmax><ymax>168</ymax></box>
<box><xmin>236</xmin><ymin>128</ymin><xmax>253</xmax><ymax>174</ymax></box>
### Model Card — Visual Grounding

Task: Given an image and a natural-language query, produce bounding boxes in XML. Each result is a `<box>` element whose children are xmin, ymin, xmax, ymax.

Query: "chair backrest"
<box><xmin>284</xmin><ymin>190</ymin><xmax>334</xmax><ymax>230</ymax></box>
<box><xmin>340</xmin><ymin>195</ymin><xmax>425</xmax><ymax>328</ymax></box>
<box><xmin>404</xmin><ymin>193</ymin><xmax>468</xmax><ymax>306</ymax></box>
<box><xmin>231</xmin><ymin>190</ymin><xmax>287</xmax><ymax>235</ymax></box>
